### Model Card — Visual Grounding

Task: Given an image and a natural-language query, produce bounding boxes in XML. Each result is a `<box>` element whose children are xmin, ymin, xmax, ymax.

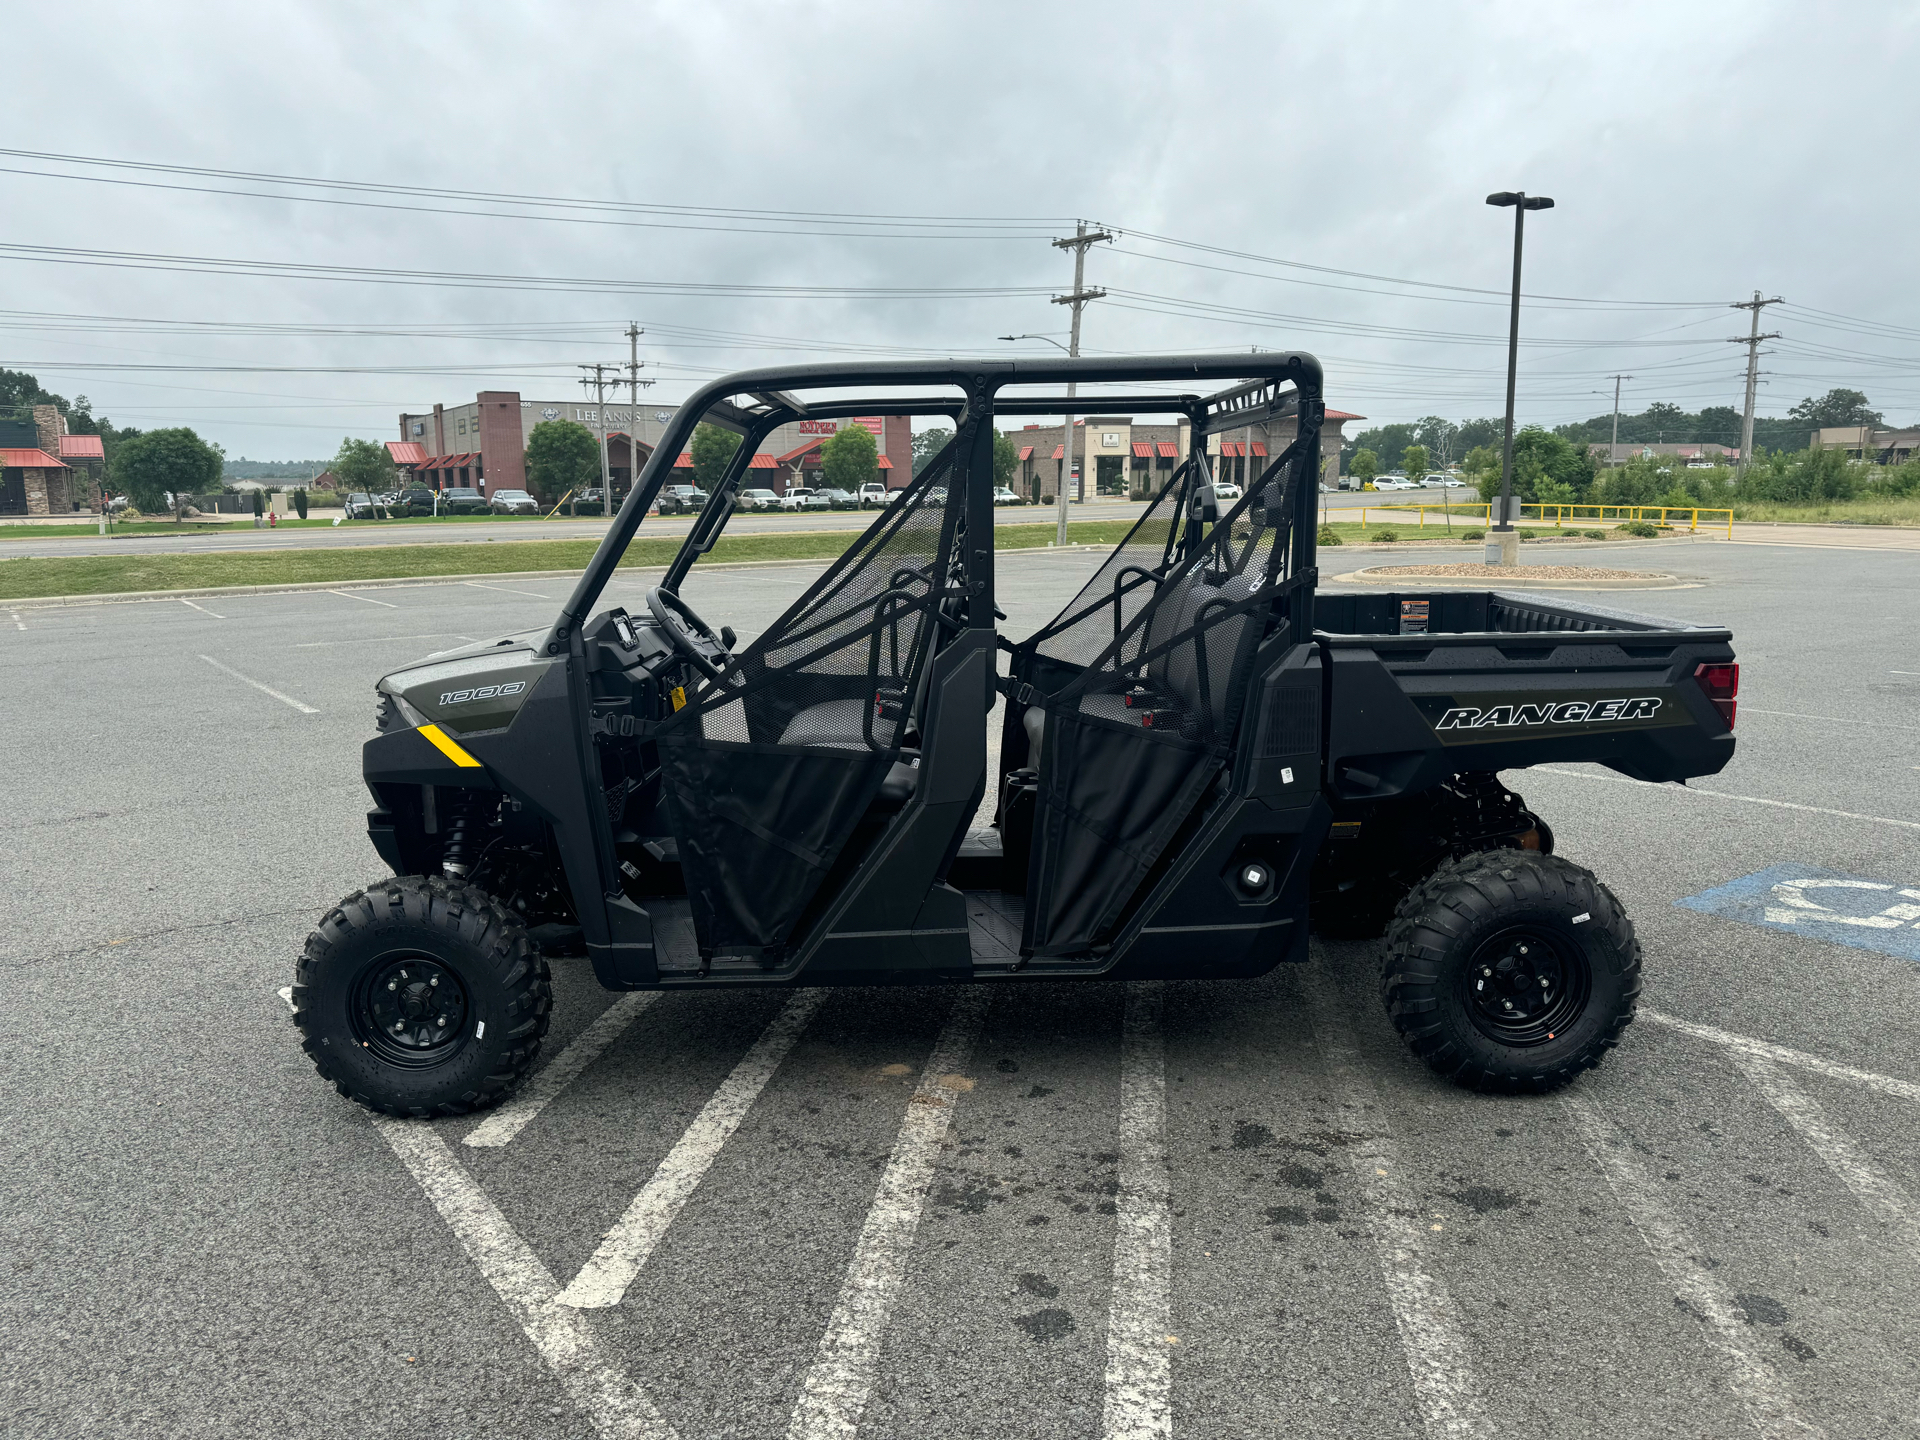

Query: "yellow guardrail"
<box><xmin>1358</xmin><ymin>501</ymin><xmax>1734</xmax><ymax>539</ymax></box>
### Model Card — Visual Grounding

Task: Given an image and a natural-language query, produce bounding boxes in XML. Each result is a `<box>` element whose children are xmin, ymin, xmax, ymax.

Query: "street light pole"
<box><xmin>1484</xmin><ymin>190</ymin><xmax>1553</xmax><ymax>567</ymax></box>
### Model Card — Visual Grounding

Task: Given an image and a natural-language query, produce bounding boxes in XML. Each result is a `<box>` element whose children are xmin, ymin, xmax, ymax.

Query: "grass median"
<box><xmin>0</xmin><ymin>519</ymin><xmax>1156</xmax><ymax>601</ymax></box>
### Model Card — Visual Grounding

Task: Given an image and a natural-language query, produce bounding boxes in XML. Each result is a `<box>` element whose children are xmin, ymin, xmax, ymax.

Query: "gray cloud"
<box><xmin>4</xmin><ymin>0</ymin><xmax>1914</xmax><ymax>457</ymax></box>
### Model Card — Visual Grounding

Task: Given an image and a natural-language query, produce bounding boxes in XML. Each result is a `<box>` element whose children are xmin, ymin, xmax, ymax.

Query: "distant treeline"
<box><xmin>223</xmin><ymin>458</ymin><xmax>335</xmax><ymax>479</ymax></box>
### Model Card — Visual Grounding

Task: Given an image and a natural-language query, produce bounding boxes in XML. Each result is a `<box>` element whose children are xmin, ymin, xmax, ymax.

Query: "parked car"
<box><xmin>927</xmin><ymin>487</ymin><xmax>949</xmax><ymax>505</ymax></box>
<box><xmin>1214</xmin><ymin>482</ymin><xmax>1242</xmax><ymax>501</ymax></box>
<box><xmin>657</xmin><ymin>485</ymin><xmax>709</xmax><ymax>516</ymax></box>
<box><xmin>490</xmin><ymin>489</ymin><xmax>540</xmax><ymax>515</ymax></box>
<box><xmin>857</xmin><ymin>481</ymin><xmax>899</xmax><ymax>508</ymax></box>
<box><xmin>344</xmin><ymin>492</ymin><xmax>385</xmax><ymax>520</ymax></box>
<box><xmin>440</xmin><ymin>487</ymin><xmax>489</xmax><ymax>515</ymax></box>
<box><xmin>1417</xmin><ymin>473</ymin><xmax>1454</xmax><ymax>489</ymax></box>
<box><xmin>384</xmin><ymin>488</ymin><xmax>434</xmax><ymax>516</ymax></box>
<box><xmin>573</xmin><ymin>487</ymin><xmax>629</xmax><ymax>513</ymax></box>
<box><xmin>738</xmin><ymin>488</ymin><xmax>782</xmax><ymax>512</ymax></box>
<box><xmin>808</xmin><ymin>489</ymin><xmax>855</xmax><ymax>511</ymax></box>
<box><xmin>778</xmin><ymin>487</ymin><xmax>817</xmax><ymax>512</ymax></box>
<box><xmin>992</xmin><ymin>486</ymin><xmax>1021</xmax><ymax>505</ymax></box>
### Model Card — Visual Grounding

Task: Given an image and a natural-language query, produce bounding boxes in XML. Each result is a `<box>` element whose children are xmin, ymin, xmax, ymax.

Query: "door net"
<box><xmin>653</xmin><ymin>443</ymin><xmax>962</xmax><ymax>958</ymax></box>
<box><xmin>1016</xmin><ymin>438</ymin><xmax>1309</xmax><ymax>956</ymax></box>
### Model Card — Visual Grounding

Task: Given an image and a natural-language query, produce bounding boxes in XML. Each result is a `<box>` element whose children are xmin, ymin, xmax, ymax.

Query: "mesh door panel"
<box><xmin>654</xmin><ymin>449</ymin><xmax>962</xmax><ymax>957</ymax></box>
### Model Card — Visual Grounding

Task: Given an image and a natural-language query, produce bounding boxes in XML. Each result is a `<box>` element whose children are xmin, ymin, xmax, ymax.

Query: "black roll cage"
<box><xmin>537</xmin><ymin>353</ymin><xmax>1325</xmax><ymax>657</ymax></box>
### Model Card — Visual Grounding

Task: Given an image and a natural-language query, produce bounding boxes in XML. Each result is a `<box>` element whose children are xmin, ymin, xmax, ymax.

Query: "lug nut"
<box><xmin>1503</xmin><ymin>1000</ymin><xmax>1514</xmax><ymax>1010</ymax></box>
<box><xmin>430</xmin><ymin>976</ymin><xmax>439</xmax><ymax>987</ymax></box>
<box><xmin>387</xmin><ymin>981</ymin><xmax>397</xmax><ymax>991</ymax></box>
<box><xmin>393</xmin><ymin>1022</ymin><xmax>405</xmax><ymax>1032</ymax></box>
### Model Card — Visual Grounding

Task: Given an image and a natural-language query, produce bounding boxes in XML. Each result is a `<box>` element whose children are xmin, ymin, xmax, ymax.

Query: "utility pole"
<box><xmin>578</xmin><ymin>361</ymin><xmax>620</xmax><ymax>518</ymax></box>
<box><xmin>1049</xmin><ymin>220</ymin><xmax>1112</xmax><ymax>547</ymax></box>
<box><xmin>622</xmin><ymin>321</ymin><xmax>655</xmax><ymax>505</ymax></box>
<box><xmin>1606</xmin><ymin>374</ymin><xmax>1633</xmax><ymax>467</ymax></box>
<box><xmin>1728</xmin><ymin>292</ymin><xmax>1783</xmax><ymax>479</ymax></box>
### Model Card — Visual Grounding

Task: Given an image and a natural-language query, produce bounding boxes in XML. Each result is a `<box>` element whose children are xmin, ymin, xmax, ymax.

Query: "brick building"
<box><xmin>1006</xmin><ymin>407</ymin><xmax>1365</xmax><ymax>501</ymax></box>
<box><xmin>0</xmin><ymin>405</ymin><xmax>104</xmax><ymax>516</ymax></box>
<box><xmin>394</xmin><ymin>392</ymin><xmax>911</xmax><ymax>498</ymax></box>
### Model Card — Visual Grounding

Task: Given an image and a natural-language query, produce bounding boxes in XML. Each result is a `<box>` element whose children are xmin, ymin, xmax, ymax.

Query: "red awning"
<box><xmin>1252</xmin><ymin>442</ymin><xmax>1268</xmax><ymax>456</ymax></box>
<box><xmin>674</xmin><ymin>452</ymin><xmax>694</xmax><ymax>468</ymax></box>
<box><xmin>1051</xmin><ymin>445</ymin><xmax>1064</xmax><ymax>460</ymax></box>
<box><xmin>1156</xmin><ymin>443</ymin><xmax>1178</xmax><ymax>458</ymax></box>
<box><xmin>1326</xmin><ymin>409</ymin><xmax>1366</xmax><ymax>421</ymax></box>
<box><xmin>386</xmin><ymin>440</ymin><xmax>427</xmax><ymax>466</ymax></box>
<box><xmin>747</xmin><ymin>454</ymin><xmax>777</xmax><ymax>469</ymax></box>
<box><xmin>1018</xmin><ymin>445</ymin><xmax>1034</xmax><ymax>461</ymax></box>
<box><xmin>1132</xmin><ymin>442</ymin><xmax>1154</xmax><ymax>458</ymax></box>
<box><xmin>877</xmin><ymin>455</ymin><xmax>893</xmax><ymax>469</ymax></box>
<box><xmin>0</xmin><ymin>448</ymin><xmax>66</xmax><ymax>468</ymax></box>
<box><xmin>1220</xmin><ymin>442</ymin><xmax>1243</xmax><ymax>457</ymax></box>
<box><xmin>58</xmin><ymin>435</ymin><xmax>105</xmax><ymax>459</ymax></box>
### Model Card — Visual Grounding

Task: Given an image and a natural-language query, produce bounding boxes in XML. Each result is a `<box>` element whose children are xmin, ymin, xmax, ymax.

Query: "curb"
<box><xmin>0</xmin><ymin>538</ymin><xmax>1109</xmax><ymax>610</ymax></box>
<box><xmin>1328</xmin><ymin>566</ymin><xmax>1698</xmax><ymax>591</ymax></box>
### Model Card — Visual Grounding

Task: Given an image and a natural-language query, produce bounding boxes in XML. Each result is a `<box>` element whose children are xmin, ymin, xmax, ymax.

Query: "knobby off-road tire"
<box><xmin>293</xmin><ymin>876</ymin><xmax>552</xmax><ymax>1116</ymax></box>
<box><xmin>1380</xmin><ymin>848</ymin><xmax>1640</xmax><ymax>1093</ymax></box>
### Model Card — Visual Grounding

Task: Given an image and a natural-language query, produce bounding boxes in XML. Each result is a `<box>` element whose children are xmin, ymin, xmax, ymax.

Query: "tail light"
<box><xmin>1694</xmin><ymin>662</ymin><xmax>1738</xmax><ymax>729</ymax></box>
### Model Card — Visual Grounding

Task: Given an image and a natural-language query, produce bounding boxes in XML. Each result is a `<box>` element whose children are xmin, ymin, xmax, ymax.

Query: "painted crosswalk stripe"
<box><xmin>787</xmin><ymin>987</ymin><xmax>991</xmax><ymax>1440</ymax></box>
<box><xmin>1299</xmin><ymin>963</ymin><xmax>1490</xmax><ymax>1439</ymax></box>
<box><xmin>558</xmin><ymin>990</ymin><xmax>825</xmax><ymax>1309</ymax></box>
<box><xmin>1102</xmin><ymin>980</ymin><xmax>1173</xmax><ymax>1441</ymax></box>
<box><xmin>1564</xmin><ymin>1093</ymin><xmax>1809</xmax><ymax>1438</ymax></box>
<box><xmin>466</xmin><ymin>992</ymin><xmax>660</xmax><ymax>1149</ymax></box>
<box><xmin>375</xmin><ymin>1117</ymin><xmax>677</xmax><ymax>1439</ymax></box>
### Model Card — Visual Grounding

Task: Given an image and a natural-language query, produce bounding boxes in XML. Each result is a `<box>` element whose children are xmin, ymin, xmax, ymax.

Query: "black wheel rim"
<box><xmin>1460</xmin><ymin>924</ymin><xmax>1591</xmax><ymax>1047</ymax></box>
<box><xmin>353</xmin><ymin>953</ymin><xmax>471</xmax><ymax>1068</ymax></box>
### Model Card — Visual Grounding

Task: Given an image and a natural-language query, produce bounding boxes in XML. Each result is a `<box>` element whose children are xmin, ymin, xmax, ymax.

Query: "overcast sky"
<box><xmin>3</xmin><ymin>0</ymin><xmax>1915</xmax><ymax>459</ymax></box>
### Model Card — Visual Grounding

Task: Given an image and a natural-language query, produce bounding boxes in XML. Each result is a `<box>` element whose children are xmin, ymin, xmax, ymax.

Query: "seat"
<box><xmin>777</xmin><ymin>698</ymin><xmax>900</xmax><ymax>750</ymax></box>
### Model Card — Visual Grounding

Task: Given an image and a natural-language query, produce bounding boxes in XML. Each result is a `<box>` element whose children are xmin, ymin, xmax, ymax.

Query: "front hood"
<box><xmin>378</xmin><ymin>631</ymin><xmax>557</xmax><ymax>735</ymax></box>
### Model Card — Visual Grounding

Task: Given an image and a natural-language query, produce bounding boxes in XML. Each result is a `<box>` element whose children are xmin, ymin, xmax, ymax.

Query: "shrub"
<box><xmin>1370</xmin><ymin>527</ymin><xmax>1398</xmax><ymax>542</ymax></box>
<box><xmin>1317</xmin><ymin>524</ymin><xmax>1343</xmax><ymax>545</ymax></box>
<box><xmin>1583</xmin><ymin>529</ymin><xmax>1606</xmax><ymax>539</ymax></box>
<box><xmin>292</xmin><ymin>488</ymin><xmax>309</xmax><ymax>520</ymax></box>
<box><xmin>1463</xmin><ymin>529</ymin><xmax>1484</xmax><ymax>540</ymax></box>
<box><xmin>1616</xmin><ymin>520</ymin><xmax>1659</xmax><ymax>538</ymax></box>
<box><xmin>1516</xmin><ymin>528</ymin><xmax>1537</xmax><ymax>539</ymax></box>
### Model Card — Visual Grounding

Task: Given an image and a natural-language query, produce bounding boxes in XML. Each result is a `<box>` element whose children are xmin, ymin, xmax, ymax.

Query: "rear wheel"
<box><xmin>293</xmin><ymin>877</ymin><xmax>551</xmax><ymax>1116</ymax></box>
<box><xmin>1380</xmin><ymin>849</ymin><xmax>1639</xmax><ymax>1093</ymax></box>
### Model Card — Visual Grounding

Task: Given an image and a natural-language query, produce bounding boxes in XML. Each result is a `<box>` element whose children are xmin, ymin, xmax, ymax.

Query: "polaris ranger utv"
<box><xmin>294</xmin><ymin>353</ymin><xmax>1739</xmax><ymax>1115</ymax></box>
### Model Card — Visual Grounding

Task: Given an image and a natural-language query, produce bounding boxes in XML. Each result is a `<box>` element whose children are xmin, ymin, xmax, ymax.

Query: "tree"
<box><xmin>1475</xmin><ymin>427</ymin><xmax>1595</xmax><ymax>504</ymax></box>
<box><xmin>1413</xmin><ymin>417</ymin><xmax>1459</xmax><ymax>466</ymax></box>
<box><xmin>1348</xmin><ymin>422</ymin><xmax>1417</xmax><ymax>472</ymax></box>
<box><xmin>332</xmin><ymin>436</ymin><xmax>396</xmax><ymax>496</ymax></box>
<box><xmin>1401</xmin><ymin>443</ymin><xmax>1431</xmax><ymax>480</ymax></box>
<box><xmin>690</xmin><ymin>422</ymin><xmax>741</xmax><ymax>491</ymax></box>
<box><xmin>525</xmin><ymin>418</ymin><xmax>600</xmax><ymax>504</ymax></box>
<box><xmin>1455</xmin><ymin>417</ymin><xmax>1506</xmax><ymax>455</ymax></box>
<box><xmin>1350</xmin><ymin>448</ymin><xmax>1379</xmax><ymax>483</ymax></box>
<box><xmin>992</xmin><ymin>430</ymin><xmax>1019</xmax><ymax>489</ymax></box>
<box><xmin>912</xmin><ymin>426</ymin><xmax>954</xmax><ymax>475</ymax></box>
<box><xmin>821</xmin><ymin>423</ymin><xmax>879</xmax><ymax>493</ymax></box>
<box><xmin>110</xmin><ymin>426</ymin><xmax>224</xmax><ymax>519</ymax></box>
<box><xmin>1788</xmin><ymin>389</ymin><xmax>1883</xmax><ymax>430</ymax></box>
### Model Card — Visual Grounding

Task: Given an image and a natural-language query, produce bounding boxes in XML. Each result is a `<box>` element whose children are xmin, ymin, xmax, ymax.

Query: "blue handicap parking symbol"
<box><xmin>1676</xmin><ymin>863</ymin><xmax>1921</xmax><ymax>962</ymax></box>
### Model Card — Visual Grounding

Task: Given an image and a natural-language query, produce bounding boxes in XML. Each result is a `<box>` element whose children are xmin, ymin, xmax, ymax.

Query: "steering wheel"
<box><xmin>646</xmin><ymin>585</ymin><xmax>737</xmax><ymax>683</ymax></box>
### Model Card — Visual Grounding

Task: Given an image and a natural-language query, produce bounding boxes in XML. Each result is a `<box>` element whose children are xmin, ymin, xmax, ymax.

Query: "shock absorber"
<box><xmin>441</xmin><ymin>797</ymin><xmax>476</xmax><ymax>877</ymax></box>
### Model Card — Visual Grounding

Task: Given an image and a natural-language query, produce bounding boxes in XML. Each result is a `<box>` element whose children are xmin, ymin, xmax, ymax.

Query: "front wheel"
<box><xmin>293</xmin><ymin>877</ymin><xmax>552</xmax><ymax>1116</ymax></box>
<box><xmin>1380</xmin><ymin>849</ymin><xmax>1640</xmax><ymax>1093</ymax></box>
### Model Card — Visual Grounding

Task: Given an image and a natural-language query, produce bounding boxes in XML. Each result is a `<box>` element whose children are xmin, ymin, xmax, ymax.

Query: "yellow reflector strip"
<box><xmin>418</xmin><ymin>723</ymin><xmax>483</xmax><ymax>768</ymax></box>
<box><xmin>669</xmin><ymin>685</ymin><xmax>686</xmax><ymax>712</ymax></box>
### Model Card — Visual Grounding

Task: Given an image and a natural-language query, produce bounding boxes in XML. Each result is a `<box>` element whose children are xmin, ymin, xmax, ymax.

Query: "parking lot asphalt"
<box><xmin>2</xmin><ymin>535</ymin><xmax>1915</xmax><ymax>1438</ymax></box>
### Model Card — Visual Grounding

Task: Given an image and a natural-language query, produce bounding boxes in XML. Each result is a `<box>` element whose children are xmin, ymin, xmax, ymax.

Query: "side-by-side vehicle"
<box><xmin>292</xmin><ymin>354</ymin><xmax>1739</xmax><ymax>1115</ymax></box>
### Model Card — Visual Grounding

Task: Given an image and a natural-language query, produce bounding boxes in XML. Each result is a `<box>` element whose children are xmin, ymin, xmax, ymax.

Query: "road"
<box><xmin>0</xmin><ymin>489</ymin><xmax>1456</xmax><ymax>560</ymax></box>
<box><xmin>3</xmin><ymin>535</ymin><xmax>1915</xmax><ymax>1437</ymax></box>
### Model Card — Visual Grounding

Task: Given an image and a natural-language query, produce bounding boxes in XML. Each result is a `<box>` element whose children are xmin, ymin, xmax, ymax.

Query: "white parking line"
<box><xmin>197</xmin><ymin>654</ymin><xmax>318</xmax><ymax>714</ymax></box>
<box><xmin>1299</xmin><ymin>966</ymin><xmax>1489</xmax><ymax>1438</ymax></box>
<box><xmin>1564</xmin><ymin>1094</ymin><xmax>1809</xmax><ymax>1437</ymax></box>
<box><xmin>1727</xmin><ymin>1051</ymin><xmax>1917</xmax><ymax>1235</ymax></box>
<box><xmin>293</xmin><ymin>633</ymin><xmax>468</xmax><ymax>648</ymax></box>
<box><xmin>179</xmin><ymin>597</ymin><xmax>225</xmax><ymax>619</ymax></box>
<box><xmin>9</xmin><ymin>611</ymin><xmax>23</xmax><ymax>631</ymax></box>
<box><xmin>1102</xmin><ymin>980</ymin><xmax>1173</xmax><ymax>1441</ymax></box>
<box><xmin>1530</xmin><ymin>766</ymin><xmax>1921</xmax><ymax>831</ymax></box>
<box><xmin>787</xmin><ymin>987</ymin><xmax>991</xmax><ymax>1440</ymax></box>
<box><xmin>467</xmin><ymin>992</ymin><xmax>660</xmax><ymax>1149</ymax></box>
<box><xmin>1641</xmin><ymin>1008</ymin><xmax>1919</xmax><ymax>1100</ymax></box>
<box><xmin>559</xmin><ymin>990</ymin><xmax>825</xmax><ymax>1308</ymax></box>
<box><xmin>375</xmin><ymin>1118</ymin><xmax>678</xmax><ymax>1439</ymax></box>
<box><xmin>465</xmin><ymin>580</ymin><xmax>552</xmax><ymax>599</ymax></box>
<box><xmin>329</xmin><ymin>588</ymin><xmax>399</xmax><ymax>608</ymax></box>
